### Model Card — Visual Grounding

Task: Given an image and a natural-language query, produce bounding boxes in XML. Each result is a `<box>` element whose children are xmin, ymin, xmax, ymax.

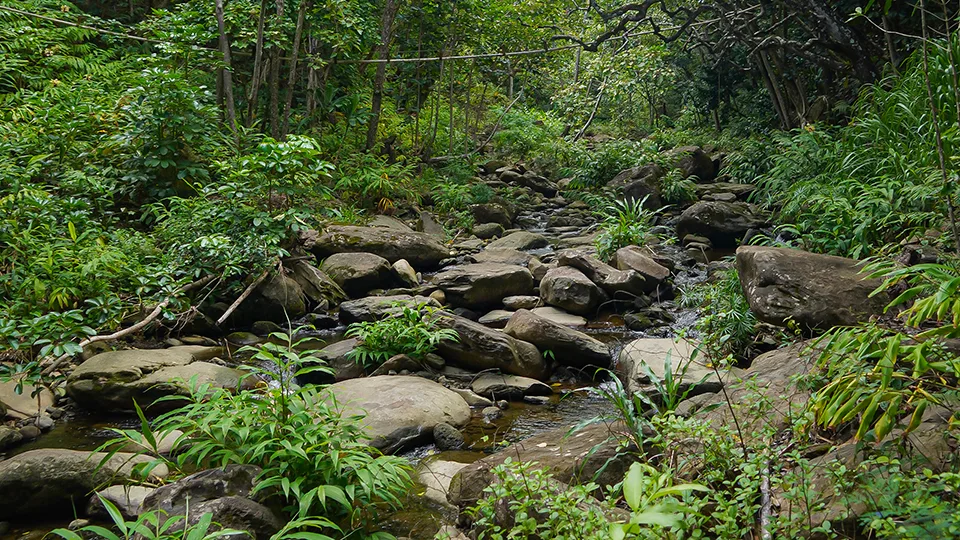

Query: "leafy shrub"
<box><xmin>569</xmin><ymin>139</ymin><xmax>661</xmax><ymax>189</ymax></box>
<box><xmin>345</xmin><ymin>303</ymin><xmax>458</xmax><ymax>368</ymax></box>
<box><xmin>101</xmin><ymin>330</ymin><xmax>412</xmax><ymax>537</ymax></box>
<box><xmin>51</xmin><ymin>496</ymin><xmax>245</xmax><ymax>540</ymax></box>
<box><xmin>680</xmin><ymin>266</ymin><xmax>758</xmax><ymax>361</ymax></box>
<box><xmin>466</xmin><ymin>458</ymin><xmax>615</xmax><ymax>540</ymax></box>
<box><xmin>658</xmin><ymin>169</ymin><xmax>696</xmax><ymax>204</ymax></box>
<box><xmin>336</xmin><ymin>153</ymin><xmax>419</xmax><ymax>212</ymax></box>
<box><xmin>594</xmin><ymin>197</ymin><xmax>661</xmax><ymax>261</ymax></box>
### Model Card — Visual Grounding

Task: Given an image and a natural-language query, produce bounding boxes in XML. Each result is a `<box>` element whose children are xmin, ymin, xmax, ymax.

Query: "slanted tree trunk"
<box><xmin>281</xmin><ymin>0</ymin><xmax>308</xmax><ymax>137</ymax></box>
<box><xmin>246</xmin><ymin>0</ymin><xmax>268</xmax><ymax>127</ymax></box>
<box><xmin>215</xmin><ymin>0</ymin><xmax>237</xmax><ymax>137</ymax></box>
<box><xmin>366</xmin><ymin>0</ymin><xmax>401</xmax><ymax>150</ymax></box>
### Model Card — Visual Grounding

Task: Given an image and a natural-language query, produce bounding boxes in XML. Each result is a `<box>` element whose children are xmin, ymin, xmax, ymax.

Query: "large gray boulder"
<box><xmin>676</xmin><ymin>201</ymin><xmax>766</xmax><ymax>248</ymax></box>
<box><xmin>609</xmin><ymin>164</ymin><xmax>665</xmax><ymax>210</ymax></box>
<box><xmin>1</xmin><ymin>379</ymin><xmax>55</xmax><ymax>420</ymax></box>
<box><xmin>287</xmin><ymin>260</ymin><xmax>347</xmax><ymax>307</ymax></box>
<box><xmin>433</xmin><ymin>313</ymin><xmax>548</xmax><ymax>380</ymax></box>
<box><xmin>245</xmin><ymin>271</ymin><xmax>307</xmax><ymax>322</ymax></box>
<box><xmin>447</xmin><ymin>421</ymin><xmax>636</xmax><ymax>508</ymax></box>
<box><xmin>141</xmin><ymin>465</ymin><xmax>280</xmax><ymax>540</ymax></box>
<box><xmin>615</xmin><ymin>246</ymin><xmax>670</xmax><ymax>292</ymax></box>
<box><xmin>471</xmin><ymin>203</ymin><xmax>513</xmax><ymax>229</ymax></box>
<box><xmin>300</xmin><ymin>338</ymin><xmax>365</xmax><ymax>384</ymax></box>
<box><xmin>432</xmin><ymin>263</ymin><xmax>534</xmax><ymax>309</ymax></box>
<box><xmin>66</xmin><ymin>347</ymin><xmax>243</xmax><ymax>412</ymax></box>
<box><xmin>325</xmin><ymin>376</ymin><xmax>470</xmax><ymax>453</ymax></box>
<box><xmin>306</xmin><ymin>225</ymin><xmax>450</xmax><ymax>269</ymax></box>
<box><xmin>487</xmin><ymin>231</ymin><xmax>550</xmax><ymax>251</ymax></box>
<box><xmin>617</xmin><ymin>338</ymin><xmax>721</xmax><ymax>398</ymax></box>
<box><xmin>666</xmin><ymin>145</ymin><xmax>716</xmax><ymax>183</ymax></box>
<box><xmin>557</xmin><ymin>250</ymin><xmax>647</xmax><ymax>298</ymax></box>
<box><xmin>472</xmin><ymin>248</ymin><xmax>534</xmax><ymax>266</ymax></box>
<box><xmin>0</xmin><ymin>449</ymin><xmax>168</xmax><ymax>519</ymax></box>
<box><xmin>736</xmin><ymin>246</ymin><xmax>888</xmax><ymax>330</ymax></box>
<box><xmin>539</xmin><ymin>267</ymin><xmax>608</xmax><ymax>316</ymax></box>
<box><xmin>321</xmin><ymin>252</ymin><xmax>394</xmax><ymax>298</ymax></box>
<box><xmin>337</xmin><ymin>294</ymin><xmax>440</xmax><ymax>324</ymax></box>
<box><xmin>503</xmin><ymin>309</ymin><xmax>611</xmax><ymax>370</ymax></box>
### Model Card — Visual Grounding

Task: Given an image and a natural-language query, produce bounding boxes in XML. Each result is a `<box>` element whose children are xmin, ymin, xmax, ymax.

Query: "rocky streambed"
<box><xmin>3</xmin><ymin>148</ymin><xmax>924</xmax><ymax>539</ymax></box>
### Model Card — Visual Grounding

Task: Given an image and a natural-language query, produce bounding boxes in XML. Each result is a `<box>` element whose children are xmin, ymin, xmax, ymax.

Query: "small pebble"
<box><xmin>496</xmin><ymin>400</ymin><xmax>509</xmax><ymax>410</ymax></box>
<box><xmin>68</xmin><ymin>519</ymin><xmax>91</xmax><ymax>531</ymax></box>
<box><xmin>35</xmin><ymin>415</ymin><xmax>54</xmax><ymax>431</ymax></box>
<box><xmin>482</xmin><ymin>406</ymin><xmax>503</xmax><ymax>421</ymax></box>
<box><xmin>523</xmin><ymin>395</ymin><xmax>550</xmax><ymax>405</ymax></box>
<box><xmin>46</xmin><ymin>407</ymin><xmax>64</xmax><ymax>419</ymax></box>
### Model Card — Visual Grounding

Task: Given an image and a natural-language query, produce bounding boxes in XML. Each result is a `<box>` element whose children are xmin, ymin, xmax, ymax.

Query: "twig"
<box><xmin>41</xmin><ymin>275</ymin><xmax>217</xmax><ymax>375</ymax></box>
<box><xmin>216</xmin><ymin>268</ymin><xmax>272</xmax><ymax>326</ymax></box>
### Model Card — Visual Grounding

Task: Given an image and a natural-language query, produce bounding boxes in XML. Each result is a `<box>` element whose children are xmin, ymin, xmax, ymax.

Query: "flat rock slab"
<box><xmin>306</xmin><ymin>225</ymin><xmax>450</xmax><ymax>269</ymax></box>
<box><xmin>504</xmin><ymin>309</ymin><xmax>610</xmax><ymax>370</ymax></box>
<box><xmin>448</xmin><ymin>421</ymin><xmax>636</xmax><ymax>508</ymax></box>
<box><xmin>418</xmin><ymin>459</ymin><xmax>470</xmax><ymax>506</ymax></box>
<box><xmin>617</xmin><ymin>338</ymin><xmax>722</xmax><ymax>398</ymax></box>
<box><xmin>471</xmin><ymin>373</ymin><xmax>552</xmax><ymax>400</ymax></box>
<box><xmin>337</xmin><ymin>294</ymin><xmax>440</xmax><ymax>324</ymax></box>
<box><xmin>478</xmin><ymin>309</ymin><xmax>514</xmax><ymax>327</ymax></box>
<box><xmin>66</xmin><ymin>347</ymin><xmax>241</xmax><ymax>413</ymax></box>
<box><xmin>0</xmin><ymin>379</ymin><xmax>55</xmax><ymax>420</ymax></box>
<box><xmin>530</xmin><ymin>307</ymin><xmax>587</xmax><ymax>326</ymax></box>
<box><xmin>487</xmin><ymin>231</ymin><xmax>550</xmax><ymax>251</ymax></box>
<box><xmin>0</xmin><ymin>449</ymin><xmax>168</xmax><ymax>520</ymax></box>
<box><xmin>471</xmin><ymin>248</ymin><xmax>534</xmax><ymax>266</ymax></box>
<box><xmin>325</xmin><ymin>376</ymin><xmax>470</xmax><ymax>453</ymax></box>
<box><xmin>432</xmin><ymin>263</ymin><xmax>534</xmax><ymax>309</ymax></box>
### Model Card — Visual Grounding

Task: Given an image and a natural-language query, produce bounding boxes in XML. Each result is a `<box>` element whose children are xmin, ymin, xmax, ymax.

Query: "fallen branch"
<box><xmin>759</xmin><ymin>458</ymin><xmax>772</xmax><ymax>540</ymax></box>
<box><xmin>216</xmin><ymin>267</ymin><xmax>272</xmax><ymax>326</ymax></box>
<box><xmin>42</xmin><ymin>275</ymin><xmax>218</xmax><ymax>376</ymax></box>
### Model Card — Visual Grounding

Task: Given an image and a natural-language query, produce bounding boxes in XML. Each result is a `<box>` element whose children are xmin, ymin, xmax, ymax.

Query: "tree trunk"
<box><xmin>215</xmin><ymin>0</ymin><xmax>238</xmax><ymax>136</ymax></box>
<box><xmin>281</xmin><ymin>0</ymin><xmax>308</xmax><ymax>137</ymax></box>
<box><xmin>365</xmin><ymin>0</ymin><xmax>401</xmax><ymax>150</ymax></box>
<box><xmin>268</xmin><ymin>0</ymin><xmax>284</xmax><ymax>138</ymax></box>
<box><xmin>246</xmin><ymin>0</ymin><xmax>268</xmax><ymax>127</ymax></box>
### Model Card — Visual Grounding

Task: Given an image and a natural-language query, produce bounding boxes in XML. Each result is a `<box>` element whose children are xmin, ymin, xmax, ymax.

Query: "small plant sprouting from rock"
<box><xmin>345</xmin><ymin>302</ymin><xmax>459</xmax><ymax>368</ymax></box>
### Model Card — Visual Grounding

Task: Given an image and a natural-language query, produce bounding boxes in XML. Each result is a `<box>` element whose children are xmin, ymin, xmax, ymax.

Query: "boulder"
<box><xmin>503</xmin><ymin>309</ymin><xmax>610</xmax><ymax>369</ymax></box>
<box><xmin>614</xmin><ymin>246</ymin><xmax>670</xmax><ymax>292</ymax></box>
<box><xmin>325</xmin><ymin>376</ymin><xmax>471</xmax><ymax>453</ymax></box>
<box><xmin>87</xmin><ymin>485</ymin><xmax>154</xmax><ymax>520</ymax></box>
<box><xmin>530</xmin><ymin>307</ymin><xmax>587</xmax><ymax>326</ymax></box>
<box><xmin>609</xmin><ymin>164</ymin><xmax>665</xmax><ymax>210</ymax></box>
<box><xmin>676</xmin><ymin>201</ymin><xmax>766</xmax><ymax>248</ymax></box>
<box><xmin>321</xmin><ymin>252</ymin><xmax>394</xmax><ymax>298</ymax></box>
<box><xmin>666</xmin><ymin>146</ymin><xmax>716</xmax><ymax>183</ymax></box>
<box><xmin>472</xmin><ymin>222</ymin><xmax>504</xmax><ymax>239</ymax></box>
<box><xmin>338</xmin><ymin>294</ymin><xmax>440</xmax><ymax>324</ymax></box>
<box><xmin>418</xmin><ymin>211</ymin><xmax>446</xmax><ymax>239</ymax></box>
<box><xmin>141</xmin><ymin>464</ymin><xmax>259</xmax><ymax>513</ymax></box>
<box><xmin>471</xmin><ymin>373</ymin><xmax>552</xmax><ymax>400</ymax></box>
<box><xmin>481</xmin><ymin>160</ymin><xmax>508</xmax><ymax>175</ymax></box>
<box><xmin>433</xmin><ymin>313</ymin><xmax>548</xmax><ymax>380</ymax></box>
<box><xmin>370</xmin><ymin>215</ymin><xmax>413</xmax><ymax>232</ymax></box>
<box><xmin>300</xmin><ymin>338</ymin><xmax>365</xmax><ymax>384</ymax></box>
<box><xmin>0</xmin><ymin>426</ymin><xmax>22</xmax><ymax>451</ymax></box>
<box><xmin>0</xmin><ymin>449</ymin><xmax>168</xmax><ymax>519</ymax></box>
<box><xmin>478</xmin><ymin>310</ymin><xmax>514</xmax><ymax>327</ymax></box>
<box><xmin>433</xmin><ymin>422</ymin><xmax>465</xmax><ymax>451</ymax></box>
<box><xmin>736</xmin><ymin>246</ymin><xmax>888</xmax><ymax>330</ymax></box>
<box><xmin>486</xmin><ymin>231</ymin><xmax>549</xmax><ymax>251</ymax></box>
<box><xmin>0</xmin><ymin>379</ymin><xmax>55</xmax><ymax>420</ymax></box>
<box><xmin>557</xmin><ymin>250</ymin><xmax>647</xmax><ymax>298</ymax></box>
<box><xmin>66</xmin><ymin>347</ymin><xmax>242</xmax><ymax>412</ymax></box>
<box><xmin>472</xmin><ymin>248</ymin><xmax>534</xmax><ymax>266</ymax></box>
<box><xmin>539</xmin><ymin>267</ymin><xmax>608</xmax><ymax>316</ymax></box>
<box><xmin>246</xmin><ymin>271</ymin><xmax>307</xmax><ymax>322</ymax></box>
<box><xmin>447</xmin><ymin>421</ymin><xmax>636</xmax><ymax>507</ymax></box>
<box><xmin>419</xmin><ymin>459</ymin><xmax>470</xmax><ymax>506</ymax></box>
<box><xmin>471</xmin><ymin>204</ymin><xmax>512</xmax><ymax>229</ymax></box>
<box><xmin>432</xmin><ymin>263</ymin><xmax>534</xmax><ymax>309</ymax></box>
<box><xmin>188</xmin><ymin>497</ymin><xmax>284</xmax><ymax>539</ymax></box>
<box><xmin>617</xmin><ymin>338</ymin><xmax>721</xmax><ymax>397</ymax></box>
<box><xmin>502</xmin><ymin>295</ymin><xmax>541</xmax><ymax>310</ymax></box>
<box><xmin>307</xmin><ymin>226</ymin><xmax>450</xmax><ymax>269</ymax></box>
<box><xmin>392</xmin><ymin>259</ymin><xmax>419</xmax><ymax>288</ymax></box>
<box><xmin>517</xmin><ymin>171</ymin><xmax>559</xmax><ymax>197</ymax></box>
<box><xmin>695</xmin><ymin>182</ymin><xmax>755</xmax><ymax>201</ymax></box>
